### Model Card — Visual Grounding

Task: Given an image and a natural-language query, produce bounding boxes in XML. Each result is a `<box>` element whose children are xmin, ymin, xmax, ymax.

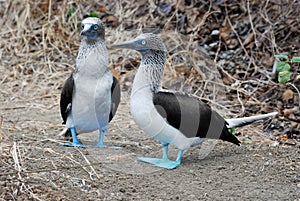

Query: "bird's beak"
<box><xmin>110</xmin><ymin>39</ymin><xmax>141</xmax><ymax>51</ymax></box>
<box><xmin>80</xmin><ymin>24</ymin><xmax>92</xmax><ymax>36</ymax></box>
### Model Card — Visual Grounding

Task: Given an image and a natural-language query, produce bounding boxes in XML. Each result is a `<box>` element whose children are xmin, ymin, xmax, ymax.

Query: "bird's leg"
<box><xmin>95</xmin><ymin>129</ymin><xmax>122</xmax><ymax>149</ymax></box>
<box><xmin>162</xmin><ymin>143</ymin><xmax>169</xmax><ymax>160</ymax></box>
<box><xmin>60</xmin><ymin>127</ymin><xmax>85</xmax><ymax>147</ymax></box>
<box><xmin>97</xmin><ymin>129</ymin><xmax>105</xmax><ymax>146</ymax></box>
<box><xmin>138</xmin><ymin>143</ymin><xmax>183</xmax><ymax>169</ymax></box>
<box><xmin>175</xmin><ymin>149</ymin><xmax>183</xmax><ymax>164</ymax></box>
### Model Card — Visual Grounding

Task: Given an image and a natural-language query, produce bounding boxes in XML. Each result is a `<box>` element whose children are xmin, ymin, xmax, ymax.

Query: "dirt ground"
<box><xmin>0</xmin><ymin>91</ymin><xmax>299</xmax><ymax>200</ymax></box>
<box><xmin>0</xmin><ymin>0</ymin><xmax>299</xmax><ymax>200</ymax></box>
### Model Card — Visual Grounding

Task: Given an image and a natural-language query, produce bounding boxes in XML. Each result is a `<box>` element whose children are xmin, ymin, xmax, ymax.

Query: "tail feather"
<box><xmin>220</xmin><ymin>129</ymin><xmax>241</xmax><ymax>146</ymax></box>
<box><xmin>226</xmin><ymin>112</ymin><xmax>278</xmax><ymax>129</ymax></box>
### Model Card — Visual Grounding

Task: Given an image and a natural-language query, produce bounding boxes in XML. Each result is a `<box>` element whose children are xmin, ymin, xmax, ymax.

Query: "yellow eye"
<box><xmin>141</xmin><ymin>40</ymin><xmax>147</xmax><ymax>45</ymax></box>
<box><xmin>93</xmin><ymin>24</ymin><xmax>99</xmax><ymax>31</ymax></box>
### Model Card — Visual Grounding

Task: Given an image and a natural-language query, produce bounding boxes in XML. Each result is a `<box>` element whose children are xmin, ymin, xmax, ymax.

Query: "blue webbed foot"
<box><xmin>138</xmin><ymin>157</ymin><xmax>181</xmax><ymax>169</ymax></box>
<box><xmin>60</xmin><ymin>127</ymin><xmax>86</xmax><ymax>147</ymax></box>
<box><xmin>138</xmin><ymin>144</ymin><xmax>183</xmax><ymax>169</ymax></box>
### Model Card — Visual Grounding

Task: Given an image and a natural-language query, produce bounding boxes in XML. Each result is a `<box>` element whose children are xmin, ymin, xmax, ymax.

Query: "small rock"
<box><xmin>269</xmin><ymin>141</ymin><xmax>279</xmax><ymax>147</ymax></box>
<box><xmin>211</xmin><ymin>30</ymin><xmax>220</xmax><ymax>35</ymax></box>
<box><xmin>209</xmin><ymin>42</ymin><xmax>218</xmax><ymax>47</ymax></box>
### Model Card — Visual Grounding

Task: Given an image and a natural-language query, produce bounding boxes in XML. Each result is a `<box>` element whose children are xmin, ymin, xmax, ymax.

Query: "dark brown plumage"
<box><xmin>153</xmin><ymin>91</ymin><xmax>240</xmax><ymax>146</ymax></box>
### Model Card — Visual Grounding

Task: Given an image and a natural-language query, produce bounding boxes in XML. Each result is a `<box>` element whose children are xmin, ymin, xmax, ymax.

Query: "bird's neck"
<box><xmin>75</xmin><ymin>39</ymin><xmax>108</xmax><ymax>78</ymax></box>
<box><xmin>132</xmin><ymin>50</ymin><xmax>166</xmax><ymax>94</ymax></box>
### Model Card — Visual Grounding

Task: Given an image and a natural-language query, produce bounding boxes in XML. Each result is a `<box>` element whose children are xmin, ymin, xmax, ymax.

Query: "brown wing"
<box><xmin>109</xmin><ymin>76</ymin><xmax>121</xmax><ymax>122</ymax></box>
<box><xmin>60</xmin><ymin>74</ymin><xmax>74</xmax><ymax>124</ymax></box>
<box><xmin>153</xmin><ymin>91</ymin><xmax>240</xmax><ymax>145</ymax></box>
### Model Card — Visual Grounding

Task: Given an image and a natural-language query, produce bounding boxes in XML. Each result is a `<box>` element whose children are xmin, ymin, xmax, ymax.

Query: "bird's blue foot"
<box><xmin>60</xmin><ymin>127</ymin><xmax>86</xmax><ymax>147</ymax></box>
<box><xmin>138</xmin><ymin>144</ymin><xmax>183</xmax><ymax>169</ymax></box>
<box><xmin>94</xmin><ymin>129</ymin><xmax>122</xmax><ymax>149</ymax></box>
<box><xmin>138</xmin><ymin>157</ymin><xmax>181</xmax><ymax>169</ymax></box>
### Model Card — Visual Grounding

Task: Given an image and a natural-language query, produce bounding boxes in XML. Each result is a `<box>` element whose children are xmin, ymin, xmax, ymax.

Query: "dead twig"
<box><xmin>287</xmin><ymin>82</ymin><xmax>300</xmax><ymax>109</ymax></box>
<box><xmin>11</xmin><ymin>141</ymin><xmax>22</xmax><ymax>180</ymax></box>
<box><xmin>76</xmin><ymin>148</ymin><xmax>100</xmax><ymax>180</ymax></box>
<box><xmin>224</xmin><ymin>2</ymin><xmax>257</xmax><ymax>68</ymax></box>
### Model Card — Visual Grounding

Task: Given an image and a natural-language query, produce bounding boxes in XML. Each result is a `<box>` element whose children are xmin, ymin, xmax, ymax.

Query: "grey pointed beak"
<box><xmin>110</xmin><ymin>39</ymin><xmax>140</xmax><ymax>50</ymax></box>
<box><xmin>80</xmin><ymin>24</ymin><xmax>92</xmax><ymax>36</ymax></box>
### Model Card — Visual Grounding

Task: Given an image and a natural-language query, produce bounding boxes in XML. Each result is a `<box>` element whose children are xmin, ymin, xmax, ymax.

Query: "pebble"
<box><xmin>269</xmin><ymin>141</ymin><xmax>279</xmax><ymax>147</ymax></box>
<box><xmin>211</xmin><ymin>30</ymin><xmax>220</xmax><ymax>35</ymax></box>
<box><xmin>209</xmin><ymin>42</ymin><xmax>218</xmax><ymax>47</ymax></box>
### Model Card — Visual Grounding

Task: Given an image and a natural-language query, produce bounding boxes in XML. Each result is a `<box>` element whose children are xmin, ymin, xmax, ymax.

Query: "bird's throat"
<box><xmin>76</xmin><ymin>40</ymin><xmax>109</xmax><ymax>78</ymax></box>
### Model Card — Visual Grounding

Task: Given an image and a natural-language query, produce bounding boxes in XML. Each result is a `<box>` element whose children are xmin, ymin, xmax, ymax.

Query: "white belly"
<box><xmin>67</xmin><ymin>73</ymin><xmax>112</xmax><ymax>133</ymax></box>
<box><xmin>130</xmin><ymin>87</ymin><xmax>203</xmax><ymax>150</ymax></box>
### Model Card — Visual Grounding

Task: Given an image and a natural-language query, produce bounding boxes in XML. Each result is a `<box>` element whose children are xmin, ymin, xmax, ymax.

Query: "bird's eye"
<box><xmin>141</xmin><ymin>40</ymin><xmax>147</xmax><ymax>45</ymax></box>
<box><xmin>81</xmin><ymin>24</ymin><xmax>84</xmax><ymax>30</ymax></box>
<box><xmin>92</xmin><ymin>24</ymin><xmax>99</xmax><ymax>31</ymax></box>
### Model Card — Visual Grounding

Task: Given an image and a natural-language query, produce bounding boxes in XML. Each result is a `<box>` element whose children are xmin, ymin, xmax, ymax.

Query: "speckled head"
<box><xmin>110</xmin><ymin>33</ymin><xmax>167</xmax><ymax>55</ymax></box>
<box><xmin>80</xmin><ymin>17</ymin><xmax>105</xmax><ymax>42</ymax></box>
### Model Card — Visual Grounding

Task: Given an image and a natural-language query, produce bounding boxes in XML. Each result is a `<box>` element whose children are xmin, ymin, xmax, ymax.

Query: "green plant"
<box><xmin>229</xmin><ymin>128</ymin><xmax>236</xmax><ymax>135</ymax></box>
<box><xmin>88</xmin><ymin>12</ymin><xmax>99</xmax><ymax>18</ymax></box>
<box><xmin>274</xmin><ymin>55</ymin><xmax>300</xmax><ymax>83</ymax></box>
<box><xmin>67</xmin><ymin>5</ymin><xmax>76</xmax><ymax>18</ymax></box>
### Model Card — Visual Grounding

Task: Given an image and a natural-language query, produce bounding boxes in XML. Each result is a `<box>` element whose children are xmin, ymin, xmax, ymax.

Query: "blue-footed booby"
<box><xmin>60</xmin><ymin>17</ymin><xmax>121</xmax><ymax>148</ymax></box>
<box><xmin>111</xmin><ymin>33</ymin><xmax>278</xmax><ymax>169</ymax></box>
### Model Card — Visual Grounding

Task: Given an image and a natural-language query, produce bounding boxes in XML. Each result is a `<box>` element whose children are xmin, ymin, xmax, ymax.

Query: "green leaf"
<box><xmin>276</xmin><ymin>62</ymin><xmax>291</xmax><ymax>72</ymax></box>
<box><xmin>278</xmin><ymin>71</ymin><xmax>292</xmax><ymax>83</ymax></box>
<box><xmin>229</xmin><ymin>128</ymin><xmax>236</xmax><ymax>135</ymax></box>
<box><xmin>274</xmin><ymin>54</ymin><xmax>288</xmax><ymax>60</ymax></box>
<box><xmin>243</xmin><ymin>137</ymin><xmax>252</xmax><ymax>144</ymax></box>
<box><xmin>88</xmin><ymin>12</ymin><xmax>99</xmax><ymax>18</ymax></box>
<box><xmin>291</xmin><ymin>57</ymin><xmax>300</xmax><ymax>63</ymax></box>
